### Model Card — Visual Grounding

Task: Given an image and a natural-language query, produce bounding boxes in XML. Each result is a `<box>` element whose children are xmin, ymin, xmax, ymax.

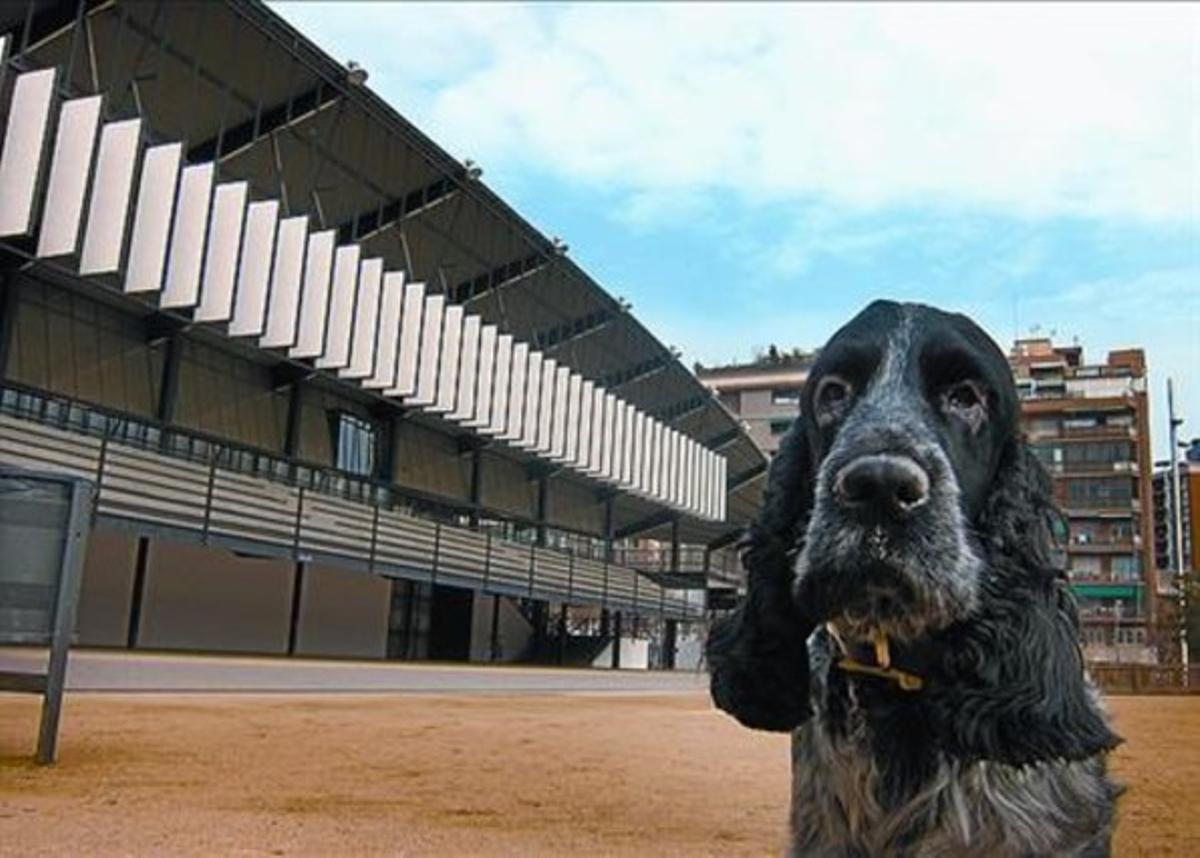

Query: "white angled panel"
<box><xmin>37</xmin><ymin>94</ymin><xmax>102</xmax><ymax>257</ymax></box>
<box><xmin>650</xmin><ymin>421</ymin><xmax>663</xmax><ymax>499</ymax></box>
<box><xmin>667</xmin><ymin>429</ymin><xmax>677</xmax><ymax>506</ymax></box>
<box><xmin>78</xmin><ymin>118</ymin><xmax>141</xmax><ymax>274</ymax></box>
<box><xmin>387</xmin><ymin>280</ymin><xmax>426</xmax><ymax>396</ymax></box>
<box><xmin>691</xmin><ymin>442</ymin><xmax>702</xmax><ymax>514</ymax></box>
<box><xmin>561</xmin><ymin>372</ymin><xmax>580</xmax><ymax>463</ymax></box>
<box><xmin>611</xmin><ymin>401</ymin><xmax>626</xmax><ymax>485</ymax></box>
<box><xmin>535</xmin><ymin>358</ymin><xmax>557</xmax><ymax>454</ymax></box>
<box><xmin>0</xmin><ymin>68</ymin><xmax>57</xmax><ymax>237</ymax></box>
<box><xmin>550</xmin><ymin>365</ymin><xmax>570</xmax><ymax>459</ymax></box>
<box><xmin>501</xmin><ymin>340</ymin><xmax>527</xmax><ymax>440</ymax></box>
<box><xmin>448</xmin><ymin>314</ymin><xmax>481</xmax><ymax>421</ymax></box>
<box><xmin>718</xmin><ymin>455</ymin><xmax>728</xmax><ymax>520</ymax></box>
<box><xmin>634</xmin><ymin>411</ymin><xmax>648</xmax><ymax>493</ymax></box>
<box><xmin>484</xmin><ymin>333</ymin><xmax>513</xmax><ymax>435</ymax></box>
<box><xmin>602</xmin><ymin>393</ymin><xmax>618</xmax><ymax>480</ymax></box>
<box><xmin>432</xmin><ymin>304</ymin><xmax>464</xmax><ymax>413</ymax></box>
<box><xmin>713</xmin><ymin>453</ymin><xmax>723</xmax><ymax>519</ymax></box>
<box><xmin>228</xmin><ymin>200</ymin><xmax>279</xmax><ymax>336</ymax></box>
<box><xmin>575</xmin><ymin>379</ymin><xmax>593</xmax><ymax>469</ymax></box>
<box><xmin>363</xmin><ymin>271</ymin><xmax>405</xmax><ymax>389</ymax></box>
<box><xmin>160</xmin><ymin>162</ymin><xmax>214</xmax><ymax>308</ymax></box>
<box><xmin>408</xmin><ymin>293</ymin><xmax>445</xmax><ymax>406</ymax></box>
<box><xmin>518</xmin><ymin>351</ymin><xmax>543</xmax><ymax>449</ymax></box>
<box><xmin>314</xmin><ymin>244</ymin><xmax>361</xmax><ymax>369</ymax></box>
<box><xmin>588</xmin><ymin>387</ymin><xmax>606</xmax><ymax>475</ymax></box>
<box><xmin>259</xmin><ymin>216</ymin><xmax>307</xmax><ymax>348</ymax></box>
<box><xmin>339</xmin><ymin>257</ymin><xmax>384</xmax><ymax>377</ymax></box>
<box><xmin>193</xmin><ymin>181</ymin><xmax>247</xmax><ymax>322</ymax></box>
<box><xmin>645</xmin><ymin>415</ymin><xmax>657</xmax><ymax>496</ymax></box>
<box><xmin>614</xmin><ymin>405</ymin><xmax>633</xmax><ymax>487</ymax></box>
<box><xmin>701</xmin><ymin>449</ymin><xmax>711</xmax><ymax>518</ymax></box>
<box><xmin>468</xmin><ymin>324</ymin><xmax>498</xmax><ymax>427</ymax></box>
<box><xmin>289</xmin><ymin>229</ymin><xmax>335</xmax><ymax>357</ymax></box>
<box><xmin>686</xmin><ymin>439</ymin><xmax>696</xmax><ymax>513</ymax></box>
<box><xmin>679</xmin><ymin>436</ymin><xmax>691</xmax><ymax>510</ymax></box>
<box><xmin>124</xmin><ymin>142</ymin><xmax>182</xmax><ymax>293</ymax></box>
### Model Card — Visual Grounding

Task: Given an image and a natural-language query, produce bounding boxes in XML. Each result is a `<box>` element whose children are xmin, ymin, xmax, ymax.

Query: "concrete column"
<box><xmin>612</xmin><ymin>610</ymin><xmax>623</xmax><ymax>669</ymax></box>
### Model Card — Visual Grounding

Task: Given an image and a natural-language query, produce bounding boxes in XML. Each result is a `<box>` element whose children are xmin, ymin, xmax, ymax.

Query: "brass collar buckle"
<box><xmin>828</xmin><ymin>625</ymin><xmax>925</xmax><ymax>692</ymax></box>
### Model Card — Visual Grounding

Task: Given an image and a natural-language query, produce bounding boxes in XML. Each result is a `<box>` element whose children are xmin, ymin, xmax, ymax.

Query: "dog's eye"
<box><xmin>814</xmin><ymin>375</ymin><xmax>853</xmax><ymax>424</ymax></box>
<box><xmin>942</xmin><ymin>380</ymin><xmax>987</xmax><ymax>430</ymax></box>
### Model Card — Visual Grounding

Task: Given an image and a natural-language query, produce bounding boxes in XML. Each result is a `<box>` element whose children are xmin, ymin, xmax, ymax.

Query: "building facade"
<box><xmin>0</xmin><ymin>1</ymin><xmax>766</xmax><ymax>668</ymax></box>
<box><xmin>1009</xmin><ymin>339</ymin><xmax>1158</xmax><ymax>665</ymax></box>
<box><xmin>695</xmin><ymin>349</ymin><xmax>814</xmax><ymax>456</ymax></box>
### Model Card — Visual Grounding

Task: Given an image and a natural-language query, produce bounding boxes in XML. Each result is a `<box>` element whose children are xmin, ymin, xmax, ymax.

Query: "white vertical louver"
<box><xmin>0</xmin><ymin>62</ymin><xmax>731</xmax><ymax>522</ymax></box>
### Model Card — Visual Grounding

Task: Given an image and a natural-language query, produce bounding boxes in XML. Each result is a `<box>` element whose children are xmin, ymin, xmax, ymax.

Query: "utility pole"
<box><xmin>1167</xmin><ymin>379</ymin><xmax>1188</xmax><ymax>683</ymax></box>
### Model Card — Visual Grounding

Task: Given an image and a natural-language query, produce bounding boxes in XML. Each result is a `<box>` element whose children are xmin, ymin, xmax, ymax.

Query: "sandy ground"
<box><xmin>0</xmin><ymin>692</ymin><xmax>1196</xmax><ymax>856</ymax></box>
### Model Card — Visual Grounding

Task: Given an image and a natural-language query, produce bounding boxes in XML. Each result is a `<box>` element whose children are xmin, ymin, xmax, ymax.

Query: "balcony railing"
<box><xmin>0</xmin><ymin>384</ymin><xmax>700</xmax><ymax>620</ymax></box>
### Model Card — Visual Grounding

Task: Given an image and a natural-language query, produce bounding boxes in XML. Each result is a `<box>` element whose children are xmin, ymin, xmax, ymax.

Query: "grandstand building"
<box><xmin>0</xmin><ymin>1</ymin><xmax>764</xmax><ymax>666</ymax></box>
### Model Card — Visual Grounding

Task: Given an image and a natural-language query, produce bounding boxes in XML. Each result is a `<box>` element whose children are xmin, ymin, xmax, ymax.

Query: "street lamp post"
<box><xmin>1166</xmin><ymin>379</ymin><xmax>1188</xmax><ymax>684</ymax></box>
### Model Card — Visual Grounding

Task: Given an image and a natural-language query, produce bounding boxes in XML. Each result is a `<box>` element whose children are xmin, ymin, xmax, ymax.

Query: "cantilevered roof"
<box><xmin>0</xmin><ymin>0</ymin><xmax>768</xmax><ymax>543</ymax></box>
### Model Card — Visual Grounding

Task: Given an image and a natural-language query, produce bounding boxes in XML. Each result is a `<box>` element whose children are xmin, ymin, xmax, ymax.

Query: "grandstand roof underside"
<box><xmin>2</xmin><ymin>0</ymin><xmax>768</xmax><ymax>545</ymax></box>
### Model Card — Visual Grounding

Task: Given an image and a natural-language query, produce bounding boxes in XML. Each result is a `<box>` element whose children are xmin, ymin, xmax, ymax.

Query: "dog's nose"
<box><xmin>835</xmin><ymin>454</ymin><xmax>930</xmax><ymax>517</ymax></box>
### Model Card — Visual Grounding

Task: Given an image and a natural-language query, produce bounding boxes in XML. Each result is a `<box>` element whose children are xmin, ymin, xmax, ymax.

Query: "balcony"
<box><xmin>1060</xmin><ymin>424</ymin><xmax>1137</xmax><ymax>441</ymax></box>
<box><xmin>0</xmin><ymin>384</ymin><xmax>701</xmax><ymax>620</ymax></box>
<box><xmin>1066</xmin><ymin>540</ymin><xmax>1137</xmax><ymax>554</ymax></box>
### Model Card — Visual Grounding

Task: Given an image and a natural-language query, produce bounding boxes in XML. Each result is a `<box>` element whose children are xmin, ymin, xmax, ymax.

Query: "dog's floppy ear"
<box><xmin>937</xmin><ymin>439</ymin><xmax>1121</xmax><ymax>765</ymax></box>
<box><xmin>707</xmin><ymin>422</ymin><xmax>817</xmax><ymax>732</ymax></box>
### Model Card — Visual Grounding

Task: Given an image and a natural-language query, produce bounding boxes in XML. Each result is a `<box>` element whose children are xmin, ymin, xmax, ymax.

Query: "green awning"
<box><xmin>1070</xmin><ymin>583</ymin><xmax>1142</xmax><ymax>599</ymax></box>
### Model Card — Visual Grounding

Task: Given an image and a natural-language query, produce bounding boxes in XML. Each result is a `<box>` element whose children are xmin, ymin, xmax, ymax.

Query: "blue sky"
<box><xmin>273</xmin><ymin>3</ymin><xmax>1199</xmax><ymax>458</ymax></box>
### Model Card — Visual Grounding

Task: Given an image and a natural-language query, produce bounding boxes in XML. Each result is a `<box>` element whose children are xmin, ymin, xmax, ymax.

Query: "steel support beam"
<box><xmin>707</xmin><ymin>527</ymin><xmax>743</xmax><ymax>553</ymax></box>
<box><xmin>156</xmin><ymin>333</ymin><xmax>183</xmax><ymax>425</ymax></box>
<box><xmin>452</xmin><ymin>251</ymin><xmax>549</xmax><ymax>304</ymax></box>
<box><xmin>535</xmin><ymin>475</ymin><xmax>549</xmax><ymax>547</ymax></box>
<box><xmin>286</xmin><ymin>562</ymin><xmax>305</xmax><ymax>656</ymax></box>
<box><xmin>533</xmin><ymin>308</ymin><xmax>614</xmax><ymax>352</ymax></box>
<box><xmin>655</xmin><ymin>394</ymin><xmax>709</xmax><ymax>424</ymax></box>
<box><xmin>186</xmin><ymin>82</ymin><xmax>341</xmax><ymax>164</ymax></box>
<box><xmin>728</xmin><ymin>463</ymin><xmax>768</xmax><ymax>494</ymax></box>
<box><xmin>0</xmin><ymin>274</ymin><xmax>19</xmax><ymax>378</ymax></box>
<box><xmin>336</xmin><ymin>174</ymin><xmax>461</xmax><ymax>245</ymax></box>
<box><xmin>705</xmin><ymin>428</ymin><xmax>742</xmax><ymax>452</ymax></box>
<box><xmin>603</xmin><ymin>352</ymin><xmax>672</xmax><ymax>391</ymax></box>
<box><xmin>614</xmin><ymin>508</ymin><xmax>676</xmax><ymax>541</ymax></box>
<box><xmin>468</xmin><ymin>444</ymin><xmax>482</xmax><ymax>529</ymax></box>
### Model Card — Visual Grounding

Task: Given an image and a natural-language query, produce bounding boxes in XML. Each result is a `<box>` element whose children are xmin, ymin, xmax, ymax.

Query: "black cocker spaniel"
<box><xmin>708</xmin><ymin>300</ymin><xmax>1122</xmax><ymax>856</ymax></box>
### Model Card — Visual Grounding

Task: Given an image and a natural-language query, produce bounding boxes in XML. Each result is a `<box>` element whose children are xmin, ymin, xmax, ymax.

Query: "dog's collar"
<box><xmin>825</xmin><ymin>624</ymin><xmax>929</xmax><ymax>692</ymax></box>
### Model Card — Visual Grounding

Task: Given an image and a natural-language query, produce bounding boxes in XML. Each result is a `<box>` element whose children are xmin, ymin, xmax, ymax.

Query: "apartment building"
<box><xmin>1010</xmin><ymin>339</ymin><xmax>1157</xmax><ymax>664</ymax></box>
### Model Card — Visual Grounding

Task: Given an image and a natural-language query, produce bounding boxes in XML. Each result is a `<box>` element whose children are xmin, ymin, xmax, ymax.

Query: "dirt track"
<box><xmin>0</xmin><ymin>692</ymin><xmax>1195</xmax><ymax>856</ymax></box>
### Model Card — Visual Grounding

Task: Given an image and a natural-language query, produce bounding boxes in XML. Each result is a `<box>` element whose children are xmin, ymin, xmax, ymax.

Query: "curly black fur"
<box><xmin>706</xmin><ymin>300</ymin><xmax>1121</xmax><ymax>855</ymax></box>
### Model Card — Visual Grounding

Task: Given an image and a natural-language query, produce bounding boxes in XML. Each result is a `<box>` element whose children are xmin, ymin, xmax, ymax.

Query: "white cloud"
<box><xmin>375</xmin><ymin>2</ymin><xmax>1200</xmax><ymax>223</ymax></box>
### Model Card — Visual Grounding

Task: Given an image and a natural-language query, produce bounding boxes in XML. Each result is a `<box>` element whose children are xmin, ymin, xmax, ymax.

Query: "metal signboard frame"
<box><xmin>0</xmin><ymin>467</ymin><xmax>94</xmax><ymax>764</ymax></box>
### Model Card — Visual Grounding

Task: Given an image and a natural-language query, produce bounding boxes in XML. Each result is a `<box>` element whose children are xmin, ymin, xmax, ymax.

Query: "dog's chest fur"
<box><xmin>787</xmin><ymin>645</ymin><xmax>1115</xmax><ymax>857</ymax></box>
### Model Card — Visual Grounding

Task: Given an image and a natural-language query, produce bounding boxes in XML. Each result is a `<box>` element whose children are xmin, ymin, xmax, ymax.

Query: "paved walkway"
<box><xmin>0</xmin><ymin>647</ymin><xmax>708</xmax><ymax>694</ymax></box>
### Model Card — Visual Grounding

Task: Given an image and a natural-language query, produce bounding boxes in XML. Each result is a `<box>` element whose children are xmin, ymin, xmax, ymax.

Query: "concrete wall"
<box><xmin>7</xmin><ymin>277</ymin><xmax>161</xmax><ymax>416</ymax></box>
<box><xmin>293</xmin><ymin>563</ymin><xmax>391</xmax><ymax>659</ymax></box>
<box><xmin>295</xmin><ymin>385</ymin><xmax>376</xmax><ymax>466</ymax></box>
<box><xmin>394</xmin><ymin>420</ymin><xmax>469</xmax><ymax>499</ymax></box>
<box><xmin>479</xmin><ymin>453</ymin><xmax>536</xmax><ymax>520</ymax></box>
<box><xmin>75</xmin><ymin>528</ymin><xmax>139</xmax><ymax>647</ymax></box>
<box><xmin>136</xmin><ymin>540</ymin><xmax>293</xmax><ymax>654</ymax></box>
<box><xmin>175</xmin><ymin>339</ymin><xmax>288</xmax><ymax>451</ymax></box>
<box><xmin>467</xmin><ymin>594</ymin><xmax>534</xmax><ymax>663</ymax></box>
<box><xmin>592</xmin><ymin>636</ymin><xmax>650</xmax><ymax>670</ymax></box>
<box><xmin>547</xmin><ymin>477</ymin><xmax>603</xmax><ymax>534</ymax></box>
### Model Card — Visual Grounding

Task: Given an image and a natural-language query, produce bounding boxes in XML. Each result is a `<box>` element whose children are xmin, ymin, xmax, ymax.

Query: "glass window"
<box><xmin>769</xmin><ymin>419</ymin><xmax>793</xmax><ymax>436</ymax></box>
<box><xmin>771</xmin><ymin>388</ymin><xmax>802</xmax><ymax>406</ymax></box>
<box><xmin>333</xmin><ymin>412</ymin><xmax>377</xmax><ymax>477</ymax></box>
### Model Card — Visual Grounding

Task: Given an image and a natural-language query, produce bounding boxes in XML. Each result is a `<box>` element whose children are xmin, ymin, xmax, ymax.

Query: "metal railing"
<box><xmin>0</xmin><ymin>384</ymin><xmax>700</xmax><ymax>620</ymax></box>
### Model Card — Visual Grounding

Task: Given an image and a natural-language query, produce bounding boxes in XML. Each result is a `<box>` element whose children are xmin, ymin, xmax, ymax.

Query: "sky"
<box><xmin>273</xmin><ymin>2</ymin><xmax>1199</xmax><ymax>459</ymax></box>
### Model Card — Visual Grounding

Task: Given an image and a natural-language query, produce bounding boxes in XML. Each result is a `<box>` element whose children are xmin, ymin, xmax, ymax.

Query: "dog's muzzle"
<box><xmin>833</xmin><ymin>453</ymin><xmax>930</xmax><ymax>521</ymax></box>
